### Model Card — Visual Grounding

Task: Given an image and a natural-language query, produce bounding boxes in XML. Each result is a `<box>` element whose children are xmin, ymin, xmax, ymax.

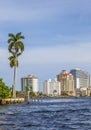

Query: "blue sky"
<box><xmin>0</xmin><ymin>0</ymin><xmax>91</xmax><ymax>91</ymax></box>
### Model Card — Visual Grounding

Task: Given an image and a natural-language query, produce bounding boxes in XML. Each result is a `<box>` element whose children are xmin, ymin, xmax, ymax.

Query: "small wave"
<box><xmin>6</xmin><ymin>111</ymin><xmax>14</xmax><ymax>115</ymax></box>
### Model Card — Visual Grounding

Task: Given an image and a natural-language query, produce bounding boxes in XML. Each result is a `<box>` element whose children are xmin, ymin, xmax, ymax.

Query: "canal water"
<box><xmin>0</xmin><ymin>97</ymin><xmax>91</xmax><ymax>130</ymax></box>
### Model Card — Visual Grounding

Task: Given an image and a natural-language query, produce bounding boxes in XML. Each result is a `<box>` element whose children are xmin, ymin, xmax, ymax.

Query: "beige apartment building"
<box><xmin>57</xmin><ymin>70</ymin><xmax>75</xmax><ymax>96</ymax></box>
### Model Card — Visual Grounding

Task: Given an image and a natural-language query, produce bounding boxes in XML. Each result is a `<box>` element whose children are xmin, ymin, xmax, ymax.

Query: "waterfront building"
<box><xmin>87</xmin><ymin>87</ymin><xmax>91</xmax><ymax>96</ymax></box>
<box><xmin>43</xmin><ymin>78</ymin><xmax>61</xmax><ymax>96</ymax></box>
<box><xmin>21</xmin><ymin>75</ymin><xmax>38</xmax><ymax>93</ymax></box>
<box><xmin>70</xmin><ymin>68</ymin><xmax>90</xmax><ymax>90</ymax></box>
<box><xmin>57</xmin><ymin>70</ymin><xmax>75</xmax><ymax>96</ymax></box>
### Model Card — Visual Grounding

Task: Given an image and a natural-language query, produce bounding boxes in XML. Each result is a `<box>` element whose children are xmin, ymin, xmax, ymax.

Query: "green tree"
<box><xmin>8</xmin><ymin>32</ymin><xmax>24</xmax><ymax>98</ymax></box>
<box><xmin>0</xmin><ymin>78</ymin><xmax>11</xmax><ymax>99</ymax></box>
<box><xmin>30</xmin><ymin>91</ymin><xmax>36</xmax><ymax>97</ymax></box>
<box><xmin>24</xmin><ymin>86</ymin><xmax>30</xmax><ymax>92</ymax></box>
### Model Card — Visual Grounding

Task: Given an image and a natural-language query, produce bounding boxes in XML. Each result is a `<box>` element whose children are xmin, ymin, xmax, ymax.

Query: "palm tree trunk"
<box><xmin>25</xmin><ymin>91</ymin><xmax>30</xmax><ymax>104</ymax></box>
<box><xmin>13</xmin><ymin>66</ymin><xmax>16</xmax><ymax>98</ymax></box>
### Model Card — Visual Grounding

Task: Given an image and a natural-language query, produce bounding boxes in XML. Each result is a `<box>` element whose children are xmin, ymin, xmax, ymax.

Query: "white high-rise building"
<box><xmin>21</xmin><ymin>75</ymin><xmax>38</xmax><ymax>93</ymax></box>
<box><xmin>43</xmin><ymin>78</ymin><xmax>61</xmax><ymax>96</ymax></box>
<box><xmin>70</xmin><ymin>68</ymin><xmax>90</xmax><ymax>90</ymax></box>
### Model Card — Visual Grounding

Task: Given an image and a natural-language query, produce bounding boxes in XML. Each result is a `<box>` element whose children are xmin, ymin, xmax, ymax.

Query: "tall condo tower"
<box><xmin>70</xmin><ymin>68</ymin><xmax>90</xmax><ymax>90</ymax></box>
<box><xmin>57</xmin><ymin>70</ymin><xmax>74</xmax><ymax>95</ymax></box>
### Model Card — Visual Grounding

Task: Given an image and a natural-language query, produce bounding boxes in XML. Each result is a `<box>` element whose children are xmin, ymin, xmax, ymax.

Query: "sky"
<box><xmin>0</xmin><ymin>0</ymin><xmax>91</xmax><ymax>91</ymax></box>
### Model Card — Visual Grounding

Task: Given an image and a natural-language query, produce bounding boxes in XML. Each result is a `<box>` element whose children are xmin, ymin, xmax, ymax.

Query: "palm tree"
<box><xmin>8</xmin><ymin>32</ymin><xmax>24</xmax><ymax>98</ymax></box>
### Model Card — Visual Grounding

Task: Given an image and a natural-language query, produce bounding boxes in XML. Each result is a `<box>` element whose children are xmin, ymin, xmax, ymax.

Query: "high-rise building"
<box><xmin>57</xmin><ymin>70</ymin><xmax>74</xmax><ymax>95</ymax></box>
<box><xmin>21</xmin><ymin>75</ymin><xmax>38</xmax><ymax>93</ymax></box>
<box><xmin>43</xmin><ymin>78</ymin><xmax>61</xmax><ymax>96</ymax></box>
<box><xmin>70</xmin><ymin>68</ymin><xmax>90</xmax><ymax>90</ymax></box>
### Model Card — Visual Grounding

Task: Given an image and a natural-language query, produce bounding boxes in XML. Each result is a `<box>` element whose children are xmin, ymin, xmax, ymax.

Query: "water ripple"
<box><xmin>0</xmin><ymin>97</ymin><xmax>91</xmax><ymax>130</ymax></box>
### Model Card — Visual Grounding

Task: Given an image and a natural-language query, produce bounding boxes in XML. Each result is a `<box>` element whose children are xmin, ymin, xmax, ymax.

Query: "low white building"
<box><xmin>43</xmin><ymin>78</ymin><xmax>61</xmax><ymax>96</ymax></box>
<box><xmin>21</xmin><ymin>75</ymin><xmax>38</xmax><ymax>93</ymax></box>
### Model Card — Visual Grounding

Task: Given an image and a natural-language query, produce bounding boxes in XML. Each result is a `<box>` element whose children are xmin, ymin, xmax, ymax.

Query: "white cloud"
<box><xmin>20</xmin><ymin>42</ymin><xmax>91</xmax><ymax>65</ymax></box>
<box><xmin>1</xmin><ymin>42</ymin><xmax>91</xmax><ymax>66</ymax></box>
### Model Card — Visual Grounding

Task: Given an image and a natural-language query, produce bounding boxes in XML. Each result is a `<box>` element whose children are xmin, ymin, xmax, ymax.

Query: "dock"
<box><xmin>0</xmin><ymin>98</ymin><xmax>25</xmax><ymax>104</ymax></box>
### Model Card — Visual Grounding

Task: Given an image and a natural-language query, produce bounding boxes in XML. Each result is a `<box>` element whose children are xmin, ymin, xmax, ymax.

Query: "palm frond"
<box><xmin>19</xmin><ymin>35</ymin><xmax>24</xmax><ymax>39</ymax></box>
<box><xmin>16</xmin><ymin>32</ymin><xmax>24</xmax><ymax>40</ymax></box>
<box><xmin>16</xmin><ymin>32</ymin><xmax>21</xmax><ymax>37</ymax></box>
<box><xmin>17</xmin><ymin>41</ymin><xmax>24</xmax><ymax>51</ymax></box>
<box><xmin>8</xmin><ymin>33</ymin><xmax>15</xmax><ymax>39</ymax></box>
<box><xmin>8</xmin><ymin>55</ymin><xmax>18</xmax><ymax>67</ymax></box>
<box><xmin>17</xmin><ymin>53</ymin><xmax>21</xmax><ymax>56</ymax></box>
<box><xmin>8</xmin><ymin>43</ymin><xmax>15</xmax><ymax>53</ymax></box>
<box><xmin>8</xmin><ymin>38</ymin><xmax>15</xmax><ymax>43</ymax></box>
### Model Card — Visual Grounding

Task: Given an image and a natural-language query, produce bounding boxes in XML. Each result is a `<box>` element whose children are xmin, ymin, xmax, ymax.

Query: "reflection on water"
<box><xmin>0</xmin><ymin>97</ymin><xmax>91</xmax><ymax>130</ymax></box>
